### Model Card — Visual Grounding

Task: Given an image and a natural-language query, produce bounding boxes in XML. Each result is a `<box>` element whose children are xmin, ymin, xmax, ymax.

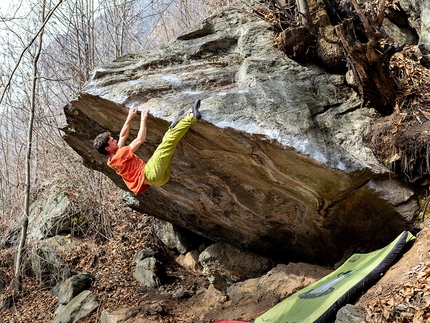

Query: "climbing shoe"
<box><xmin>169</xmin><ymin>110</ymin><xmax>185</xmax><ymax>129</ymax></box>
<box><xmin>190</xmin><ymin>99</ymin><xmax>201</xmax><ymax>119</ymax></box>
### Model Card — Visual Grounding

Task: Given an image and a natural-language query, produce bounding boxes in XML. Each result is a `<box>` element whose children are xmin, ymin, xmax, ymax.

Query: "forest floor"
<box><xmin>0</xmin><ymin>209</ymin><xmax>429</xmax><ymax>323</ymax></box>
<box><xmin>0</xmin><ymin>211</ymin><xmax>275</xmax><ymax>323</ymax></box>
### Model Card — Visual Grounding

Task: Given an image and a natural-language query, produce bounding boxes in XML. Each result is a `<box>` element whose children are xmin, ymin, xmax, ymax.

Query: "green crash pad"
<box><xmin>254</xmin><ymin>230</ymin><xmax>415</xmax><ymax>323</ymax></box>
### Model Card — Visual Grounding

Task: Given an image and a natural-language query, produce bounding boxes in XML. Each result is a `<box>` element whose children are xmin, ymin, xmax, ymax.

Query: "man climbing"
<box><xmin>93</xmin><ymin>100</ymin><xmax>201</xmax><ymax>194</ymax></box>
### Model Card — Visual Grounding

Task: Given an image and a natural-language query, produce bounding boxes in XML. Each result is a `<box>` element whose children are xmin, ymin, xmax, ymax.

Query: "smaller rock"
<box><xmin>52</xmin><ymin>290</ymin><xmax>99</xmax><ymax>323</ymax></box>
<box><xmin>134</xmin><ymin>248</ymin><xmax>156</xmax><ymax>262</ymax></box>
<box><xmin>100</xmin><ymin>307</ymin><xmax>140</xmax><ymax>323</ymax></box>
<box><xmin>58</xmin><ymin>273</ymin><xmax>95</xmax><ymax>305</ymax></box>
<box><xmin>153</xmin><ymin>219</ymin><xmax>191</xmax><ymax>254</ymax></box>
<box><xmin>254</xmin><ymin>263</ymin><xmax>332</xmax><ymax>303</ymax></box>
<box><xmin>175</xmin><ymin>250</ymin><xmax>202</xmax><ymax>274</ymax></box>
<box><xmin>345</xmin><ymin>69</ymin><xmax>356</xmax><ymax>87</ymax></box>
<box><xmin>29</xmin><ymin>235</ymin><xmax>75</xmax><ymax>288</ymax></box>
<box><xmin>133</xmin><ymin>257</ymin><xmax>165</xmax><ymax>288</ymax></box>
<box><xmin>202</xmin><ymin>284</ymin><xmax>228</xmax><ymax>306</ymax></box>
<box><xmin>335</xmin><ymin>304</ymin><xmax>366</xmax><ymax>323</ymax></box>
<box><xmin>27</xmin><ymin>183</ymin><xmax>73</xmax><ymax>240</ymax></box>
<box><xmin>199</xmin><ymin>243</ymin><xmax>273</xmax><ymax>291</ymax></box>
<box><xmin>226</xmin><ymin>278</ymin><xmax>259</xmax><ymax>303</ymax></box>
<box><xmin>171</xmin><ymin>287</ymin><xmax>191</xmax><ymax>299</ymax></box>
<box><xmin>148</xmin><ymin>302</ymin><xmax>165</xmax><ymax>315</ymax></box>
<box><xmin>53</xmin><ymin>304</ymin><xmax>65</xmax><ymax>316</ymax></box>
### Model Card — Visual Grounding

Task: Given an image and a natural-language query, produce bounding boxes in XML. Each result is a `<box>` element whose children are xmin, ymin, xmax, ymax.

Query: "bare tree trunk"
<box><xmin>14</xmin><ymin>0</ymin><xmax>63</xmax><ymax>293</ymax></box>
<box><xmin>296</xmin><ymin>0</ymin><xmax>315</xmax><ymax>34</ymax></box>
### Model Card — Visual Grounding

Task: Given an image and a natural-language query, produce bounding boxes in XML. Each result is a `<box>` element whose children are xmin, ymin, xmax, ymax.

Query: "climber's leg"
<box><xmin>144</xmin><ymin>114</ymin><xmax>197</xmax><ymax>186</ymax></box>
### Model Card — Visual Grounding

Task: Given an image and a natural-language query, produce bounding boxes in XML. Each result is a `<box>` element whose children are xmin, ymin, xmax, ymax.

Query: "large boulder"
<box><xmin>62</xmin><ymin>2</ymin><xmax>417</xmax><ymax>265</ymax></box>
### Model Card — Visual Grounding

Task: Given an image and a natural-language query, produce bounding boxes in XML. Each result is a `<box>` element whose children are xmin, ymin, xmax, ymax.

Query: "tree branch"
<box><xmin>0</xmin><ymin>0</ymin><xmax>63</xmax><ymax>106</ymax></box>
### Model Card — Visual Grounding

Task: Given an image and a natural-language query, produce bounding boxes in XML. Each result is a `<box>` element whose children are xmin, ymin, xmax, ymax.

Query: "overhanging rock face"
<box><xmin>63</xmin><ymin>4</ymin><xmax>416</xmax><ymax>265</ymax></box>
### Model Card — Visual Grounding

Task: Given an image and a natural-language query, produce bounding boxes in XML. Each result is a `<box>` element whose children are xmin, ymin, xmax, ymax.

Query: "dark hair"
<box><xmin>93</xmin><ymin>131</ymin><xmax>111</xmax><ymax>155</ymax></box>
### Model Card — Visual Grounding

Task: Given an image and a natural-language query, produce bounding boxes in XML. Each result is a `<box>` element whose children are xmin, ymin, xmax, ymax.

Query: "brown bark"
<box><xmin>334</xmin><ymin>0</ymin><xmax>401</xmax><ymax>115</ymax></box>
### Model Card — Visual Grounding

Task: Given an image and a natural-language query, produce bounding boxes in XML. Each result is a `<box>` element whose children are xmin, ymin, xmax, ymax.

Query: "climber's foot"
<box><xmin>189</xmin><ymin>99</ymin><xmax>201</xmax><ymax>119</ymax></box>
<box><xmin>169</xmin><ymin>110</ymin><xmax>185</xmax><ymax>129</ymax></box>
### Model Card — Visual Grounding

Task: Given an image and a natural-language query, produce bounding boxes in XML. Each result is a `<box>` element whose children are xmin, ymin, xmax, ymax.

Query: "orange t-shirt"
<box><xmin>107</xmin><ymin>146</ymin><xmax>150</xmax><ymax>195</ymax></box>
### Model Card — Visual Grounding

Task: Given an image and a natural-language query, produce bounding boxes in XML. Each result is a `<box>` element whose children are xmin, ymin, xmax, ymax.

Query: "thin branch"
<box><xmin>0</xmin><ymin>0</ymin><xmax>63</xmax><ymax>106</ymax></box>
<box><xmin>14</xmin><ymin>0</ymin><xmax>47</xmax><ymax>293</ymax></box>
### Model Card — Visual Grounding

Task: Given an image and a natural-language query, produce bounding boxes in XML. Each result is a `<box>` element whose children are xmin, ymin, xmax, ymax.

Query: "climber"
<box><xmin>93</xmin><ymin>100</ymin><xmax>201</xmax><ymax>194</ymax></box>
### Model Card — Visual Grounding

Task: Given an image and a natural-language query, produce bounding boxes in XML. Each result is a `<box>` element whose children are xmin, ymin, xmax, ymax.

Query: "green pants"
<box><xmin>144</xmin><ymin>114</ymin><xmax>197</xmax><ymax>186</ymax></box>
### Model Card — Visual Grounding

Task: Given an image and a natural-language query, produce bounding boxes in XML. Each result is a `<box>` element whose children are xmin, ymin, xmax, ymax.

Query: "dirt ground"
<box><xmin>119</xmin><ymin>218</ymin><xmax>430</xmax><ymax>323</ymax></box>
<box><xmin>1</xmin><ymin>211</ymin><xmax>429</xmax><ymax>323</ymax></box>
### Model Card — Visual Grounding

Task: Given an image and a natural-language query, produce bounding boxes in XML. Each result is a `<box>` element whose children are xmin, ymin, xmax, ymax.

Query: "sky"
<box><xmin>0</xmin><ymin>0</ymin><xmax>13</xmax><ymax>109</ymax></box>
<box><xmin>0</xmin><ymin>0</ymin><xmax>15</xmax><ymax>14</ymax></box>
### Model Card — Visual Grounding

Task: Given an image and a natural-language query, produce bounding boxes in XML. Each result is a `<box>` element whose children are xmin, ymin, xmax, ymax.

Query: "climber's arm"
<box><xmin>117</xmin><ymin>107</ymin><xmax>138</xmax><ymax>149</ymax></box>
<box><xmin>129</xmin><ymin>109</ymin><xmax>148</xmax><ymax>153</ymax></box>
